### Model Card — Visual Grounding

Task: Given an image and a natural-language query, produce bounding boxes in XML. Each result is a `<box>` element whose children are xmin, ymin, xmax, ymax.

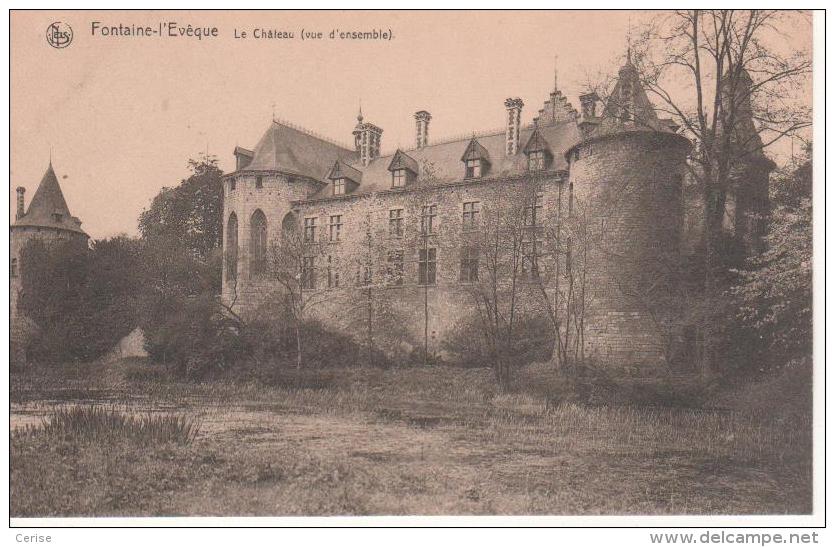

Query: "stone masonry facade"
<box><xmin>221</xmin><ymin>55</ymin><xmax>713</xmax><ymax>372</ymax></box>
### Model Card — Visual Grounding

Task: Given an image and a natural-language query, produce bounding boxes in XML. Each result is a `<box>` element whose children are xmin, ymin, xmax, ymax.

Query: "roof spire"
<box><xmin>271</xmin><ymin>101</ymin><xmax>276</xmax><ymax>122</ymax></box>
<box><xmin>357</xmin><ymin>98</ymin><xmax>363</xmax><ymax>122</ymax></box>
<box><xmin>626</xmin><ymin>15</ymin><xmax>633</xmax><ymax>64</ymax></box>
<box><xmin>553</xmin><ymin>54</ymin><xmax>559</xmax><ymax>92</ymax></box>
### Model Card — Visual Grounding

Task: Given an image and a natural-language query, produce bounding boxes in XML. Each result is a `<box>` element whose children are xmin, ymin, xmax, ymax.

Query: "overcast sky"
<box><xmin>10</xmin><ymin>10</ymin><xmax>812</xmax><ymax>240</ymax></box>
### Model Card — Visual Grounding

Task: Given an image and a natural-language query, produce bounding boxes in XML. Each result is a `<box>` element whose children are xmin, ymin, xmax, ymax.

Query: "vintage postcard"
<box><xmin>6</xmin><ymin>7</ymin><xmax>824</xmax><ymax>538</ymax></box>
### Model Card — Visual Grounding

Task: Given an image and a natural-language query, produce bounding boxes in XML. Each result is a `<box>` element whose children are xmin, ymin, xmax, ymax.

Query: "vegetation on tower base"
<box><xmin>18</xmin><ymin>236</ymin><xmax>145</xmax><ymax>365</ymax></box>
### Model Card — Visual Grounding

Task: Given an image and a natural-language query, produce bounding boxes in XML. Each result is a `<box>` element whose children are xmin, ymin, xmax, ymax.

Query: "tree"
<box><xmin>625</xmin><ymin>10</ymin><xmax>811</xmax><ymax>371</ymax></box>
<box><xmin>336</xmin><ymin>208</ymin><xmax>413</xmax><ymax>367</ymax></box>
<box><xmin>463</xmin><ymin>184</ymin><xmax>538</xmax><ymax>386</ymax></box>
<box><xmin>19</xmin><ymin>235</ymin><xmax>145</xmax><ymax>363</ymax></box>
<box><xmin>138</xmin><ymin>153</ymin><xmax>224</xmax><ymax>289</ymax></box>
<box><xmin>138</xmin><ymin>154</ymin><xmax>230</xmax><ymax>369</ymax></box>
<box><xmin>729</xmin><ymin>149</ymin><xmax>812</xmax><ymax>370</ymax></box>
<box><xmin>526</xmin><ymin>173</ymin><xmax>592</xmax><ymax>373</ymax></box>
<box><xmin>263</xmin><ymin>215</ymin><xmax>331</xmax><ymax>368</ymax></box>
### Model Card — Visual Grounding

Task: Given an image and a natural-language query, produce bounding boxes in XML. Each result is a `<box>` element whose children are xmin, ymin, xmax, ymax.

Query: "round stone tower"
<box><xmin>565</xmin><ymin>56</ymin><xmax>692</xmax><ymax>373</ymax></box>
<box><xmin>10</xmin><ymin>162</ymin><xmax>89</xmax><ymax>364</ymax></box>
<box><xmin>221</xmin><ymin>120</ymin><xmax>359</xmax><ymax>317</ymax></box>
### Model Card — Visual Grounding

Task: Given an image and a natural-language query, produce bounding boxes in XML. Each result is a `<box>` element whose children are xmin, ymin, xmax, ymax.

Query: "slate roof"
<box><xmin>522</xmin><ymin>126</ymin><xmax>552</xmax><ymax>155</ymax></box>
<box><xmin>388</xmin><ymin>149</ymin><xmax>419</xmax><ymax>174</ymax></box>
<box><xmin>307</xmin><ymin>121</ymin><xmax>579</xmax><ymax>200</ymax></box>
<box><xmin>243</xmin><ymin>120</ymin><xmax>358</xmax><ymax>179</ymax></box>
<box><xmin>460</xmin><ymin>138</ymin><xmax>491</xmax><ymax>163</ymax></box>
<box><xmin>579</xmin><ymin>57</ymin><xmax>676</xmax><ymax>140</ymax></box>
<box><xmin>327</xmin><ymin>159</ymin><xmax>363</xmax><ymax>183</ymax></box>
<box><xmin>13</xmin><ymin>163</ymin><xmax>86</xmax><ymax>235</ymax></box>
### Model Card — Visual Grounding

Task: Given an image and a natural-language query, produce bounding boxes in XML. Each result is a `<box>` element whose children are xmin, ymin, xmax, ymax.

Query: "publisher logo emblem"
<box><xmin>46</xmin><ymin>22</ymin><xmax>73</xmax><ymax>49</ymax></box>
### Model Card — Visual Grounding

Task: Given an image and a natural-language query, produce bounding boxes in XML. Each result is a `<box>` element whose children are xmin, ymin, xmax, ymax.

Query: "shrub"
<box><xmin>143</xmin><ymin>294</ymin><xmax>248</xmax><ymax>379</ymax></box>
<box><xmin>17</xmin><ymin>406</ymin><xmax>200</xmax><ymax>445</ymax></box>
<box><xmin>243</xmin><ymin>304</ymin><xmax>386</xmax><ymax>371</ymax></box>
<box><xmin>19</xmin><ymin>236</ymin><xmax>145</xmax><ymax>365</ymax></box>
<box><xmin>442</xmin><ymin>313</ymin><xmax>552</xmax><ymax>369</ymax></box>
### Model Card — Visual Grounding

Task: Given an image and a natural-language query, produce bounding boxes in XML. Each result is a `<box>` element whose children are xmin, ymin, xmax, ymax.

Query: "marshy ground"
<box><xmin>10</xmin><ymin>360</ymin><xmax>813</xmax><ymax>517</ymax></box>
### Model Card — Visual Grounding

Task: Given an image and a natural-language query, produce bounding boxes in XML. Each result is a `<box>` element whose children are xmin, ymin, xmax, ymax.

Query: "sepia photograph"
<box><xmin>6</xmin><ymin>8</ymin><xmax>823</xmax><ymax>530</ymax></box>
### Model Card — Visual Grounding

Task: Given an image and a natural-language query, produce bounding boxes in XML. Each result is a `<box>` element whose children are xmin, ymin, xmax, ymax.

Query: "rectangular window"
<box><xmin>327</xmin><ymin>255</ymin><xmax>339</xmax><ymax>288</ymax></box>
<box><xmin>304</xmin><ymin>217</ymin><xmax>317</xmax><ymax>242</ymax></box>
<box><xmin>522</xmin><ymin>240</ymin><xmax>540</xmax><ymax>280</ymax></box>
<box><xmin>230</xmin><ymin>178</ymin><xmax>236</xmax><ymax>192</ymax></box>
<box><xmin>333</xmin><ymin>178</ymin><xmax>345</xmax><ymax>196</ymax></box>
<box><xmin>418</xmin><ymin>248</ymin><xmax>437</xmax><ymax>285</ymax></box>
<box><xmin>462</xmin><ymin>201</ymin><xmax>480</xmax><ymax>231</ymax></box>
<box><xmin>460</xmin><ymin>246</ymin><xmax>479</xmax><ymax>283</ymax></box>
<box><xmin>389</xmin><ymin>208</ymin><xmax>404</xmax><ymax>238</ymax></box>
<box><xmin>302</xmin><ymin>256</ymin><xmax>316</xmax><ymax>290</ymax></box>
<box><xmin>11</xmin><ymin>258</ymin><xmax>18</xmax><ymax>278</ymax></box>
<box><xmin>465</xmin><ymin>159</ymin><xmax>482</xmax><ymax>178</ymax></box>
<box><xmin>421</xmin><ymin>205</ymin><xmax>437</xmax><ymax>235</ymax></box>
<box><xmin>387</xmin><ymin>250</ymin><xmax>404</xmax><ymax>285</ymax></box>
<box><xmin>524</xmin><ymin>193</ymin><xmax>544</xmax><ymax>228</ymax></box>
<box><xmin>528</xmin><ymin>151</ymin><xmax>546</xmax><ymax>171</ymax></box>
<box><xmin>392</xmin><ymin>169</ymin><xmax>407</xmax><ymax>188</ymax></box>
<box><xmin>329</xmin><ymin>215</ymin><xmax>342</xmax><ymax>242</ymax></box>
<box><xmin>255</xmin><ymin>176</ymin><xmax>263</xmax><ymax>189</ymax></box>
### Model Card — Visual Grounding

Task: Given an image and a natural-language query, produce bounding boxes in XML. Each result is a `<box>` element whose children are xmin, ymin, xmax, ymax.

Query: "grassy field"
<box><xmin>10</xmin><ymin>359</ymin><xmax>813</xmax><ymax>517</ymax></box>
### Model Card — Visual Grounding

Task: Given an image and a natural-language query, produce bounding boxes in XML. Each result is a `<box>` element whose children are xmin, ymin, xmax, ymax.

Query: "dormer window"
<box><xmin>522</xmin><ymin>128</ymin><xmax>552</xmax><ymax>172</ymax></box>
<box><xmin>461</xmin><ymin>137</ymin><xmax>490</xmax><ymax>180</ymax></box>
<box><xmin>328</xmin><ymin>160</ymin><xmax>361</xmax><ymax>196</ymax></box>
<box><xmin>465</xmin><ymin>159</ymin><xmax>482</xmax><ymax>179</ymax></box>
<box><xmin>528</xmin><ymin>151</ymin><xmax>546</xmax><ymax>171</ymax></box>
<box><xmin>387</xmin><ymin>150</ymin><xmax>418</xmax><ymax>189</ymax></box>
<box><xmin>52</xmin><ymin>213</ymin><xmax>63</xmax><ymax>223</ymax></box>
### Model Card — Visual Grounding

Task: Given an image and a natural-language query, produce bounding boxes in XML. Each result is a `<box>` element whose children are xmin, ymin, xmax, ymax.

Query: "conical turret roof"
<box><xmin>13</xmin><ymin>163</ymin><xmax>86</xmax><ymax>235</ymax></box>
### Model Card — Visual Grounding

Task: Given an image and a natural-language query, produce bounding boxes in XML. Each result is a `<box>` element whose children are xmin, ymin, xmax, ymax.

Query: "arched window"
<box><xmin>281</xmin><ymin>212</ymin><xmax>298</xmax><ymax>234</ymax></box>
<box><xmin>226</xmin><ymin>213</ymin><xmax>238</xmax><ymax>282</ymax></box>
<box><xmin>250</xmin><ymin>209</ymin><xmax>268</xmax><ymax>277</ymax></box>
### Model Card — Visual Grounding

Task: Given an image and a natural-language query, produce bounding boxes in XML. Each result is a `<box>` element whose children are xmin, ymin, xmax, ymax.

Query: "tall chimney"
<box><xmin>15</xmin><ymin>187</ymin><xmax>25</xmax><ymax>220</ymax></box>
<box><xmin>415</xmin><ymin>110</ymin><xmax>431</xmax><ymax>149</ymax></box>
<box><xmin>504</xmin><ymin>98</ymin><xmax>524</xmax><ymax>156</ymax></box>
<box><xmin>352</xmin><ymin>109</ymin><xmax>383</xmax><ymax>167</ymax></box>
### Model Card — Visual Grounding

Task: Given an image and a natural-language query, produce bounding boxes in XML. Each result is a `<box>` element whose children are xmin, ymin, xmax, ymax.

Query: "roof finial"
<box><xmin>271</xmin><ymin>101</ymin><xmax>277</xmax><ymax>122</ymax></box>
<box><xmin>357</xmin><ymin>98</ymin><xmax>363</xmax><ymax>122</ymax></box>
<box><xmin>626</xmin><ymin>16</ymin><xmax>633</xmax><ymax>64</ymax></box>
<box><xmin>553</xmin><ymin>54</ymin><xmax>559</xmax><ymax>92</ymax></box>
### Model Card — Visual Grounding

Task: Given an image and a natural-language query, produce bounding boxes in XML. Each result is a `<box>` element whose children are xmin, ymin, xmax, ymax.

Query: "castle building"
<box><xmin>10</xmin><ymin>162</ymin><xmax>88</xmax><ymax>363</ymax></box>
<box><xmin>221</xmin><ymin>55</ymin><xmax>699</xmax><ymax>371</ymax></box>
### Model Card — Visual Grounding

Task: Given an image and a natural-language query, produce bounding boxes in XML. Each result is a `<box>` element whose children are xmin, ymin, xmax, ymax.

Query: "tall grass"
<box><xmin>17</xmin><ymin>406</ymin><xmax>201</xmax><ymax>445</ymax></box>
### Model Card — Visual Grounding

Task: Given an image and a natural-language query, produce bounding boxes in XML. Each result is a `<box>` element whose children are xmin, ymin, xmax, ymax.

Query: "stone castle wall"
<box><xmin>567</xmin><ymin>130</ymin><xmax>690</xmax><ymax>370</ymax></box>
<box><xmin>10</xmin><ymin>225</ymin><xmax>89</xmax><ymax>364</ymax></box>
<box><xmin>222</xmin><ymin>130</ymin><xmax>690</xmax><ymax>373</ymax></box>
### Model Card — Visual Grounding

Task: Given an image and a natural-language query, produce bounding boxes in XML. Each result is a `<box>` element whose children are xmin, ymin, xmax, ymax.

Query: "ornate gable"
<box><xmin>460</xmin><ymin>137</ymin><xmax>490</xmax><ymax>164</ymax></box>
<box><xmin>522</xmin><ymin>127</ymin><xmax>552</xmax><ymax>157</ymax></box>
<box><xmin>328</xmin><ymin>159</ymin><xmax>362</xmax><ymax>183</ymax></box>
<box><xmin>387</xmin><ymin>149</ymin><xmax>419</xmax><ymax>175</ymax></box>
